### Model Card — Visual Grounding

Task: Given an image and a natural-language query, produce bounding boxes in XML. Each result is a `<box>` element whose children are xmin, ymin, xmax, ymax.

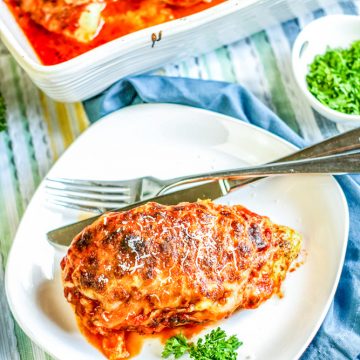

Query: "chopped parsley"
<box><xmin>162</xmin><ymin>328</ymin><xmax>243</xmax><ymax>360</ymax></box>
<box><xmin>306</xmin><ymin>40</ymin><xmax>360</xmax><ymax>115</ymax></box>
<box><xmin>0</xmin><ymin>92</ymin><xmax>7</xmax><ymax>131</ymax></box>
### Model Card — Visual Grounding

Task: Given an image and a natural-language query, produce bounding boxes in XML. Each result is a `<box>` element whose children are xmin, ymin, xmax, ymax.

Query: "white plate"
<box><xmin>5</xmin><ymin>104</ymin><xmax>348</xmax><ymax>360</ymax></box>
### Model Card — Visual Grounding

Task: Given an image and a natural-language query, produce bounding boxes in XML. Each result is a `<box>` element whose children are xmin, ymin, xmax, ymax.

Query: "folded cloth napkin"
<box><xmin>84</xmin><ymin>75</ymin><xmax>360</xmax><ymax>359</ymax></box>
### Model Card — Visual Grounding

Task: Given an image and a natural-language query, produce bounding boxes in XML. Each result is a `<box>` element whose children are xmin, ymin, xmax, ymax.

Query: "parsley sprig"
<box><xmin>162</xmin><ymin>333</ymin><xmax>189</xmax><ymax>359</ymax></box>
<box><xmin>162</xmin><ymin>328</ymin><xmax>243</xmax><ymax>360</ymax></box>
<box><xmin>0</xmin><ymin>91</ymin><xmax>7</xmax><ymax>132</ymax></box>
<box><xmin>306</xmin><ymin>40</ymin><xmax>360</xmax><ymax>115</ymax></box>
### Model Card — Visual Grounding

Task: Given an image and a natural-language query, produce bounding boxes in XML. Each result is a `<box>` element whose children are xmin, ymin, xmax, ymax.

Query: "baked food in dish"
<box><xmin>5</xmin><ymin>0</ymin><xmax>224</xmax><ymax>64</ymax></box>
<box><xmin>61</xmin><ymin>200</ymin><xmax>302</xmax><ymax>359</ymax></box>
<box><xmin>17</xmin><ymin>0</ymin><xmax>106</xmax><ymax>43</ymax></box>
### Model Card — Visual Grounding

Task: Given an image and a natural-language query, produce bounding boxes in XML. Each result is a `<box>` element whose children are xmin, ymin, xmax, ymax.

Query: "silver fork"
<box><xmin>46</xmin><ymin>128</ymin><xmax>360</xmax><ymax>213</ymax></box>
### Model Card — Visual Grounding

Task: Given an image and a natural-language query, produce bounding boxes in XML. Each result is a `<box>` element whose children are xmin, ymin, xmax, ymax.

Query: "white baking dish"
<box><xmin>0</xmin><ymin>0</ymin><xmax>336</xmax><ymax>102</ymax></box>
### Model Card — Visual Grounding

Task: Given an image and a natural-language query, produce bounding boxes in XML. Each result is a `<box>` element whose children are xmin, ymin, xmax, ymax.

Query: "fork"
<box><xmin>46</xmin><ymin>128</ymin><xmax>360</xmax><ymax>213</ymax></box>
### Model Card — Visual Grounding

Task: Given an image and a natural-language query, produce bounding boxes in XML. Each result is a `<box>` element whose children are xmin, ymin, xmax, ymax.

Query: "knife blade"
<box><xmin>46</xmin><ymin>180</ymin><xmax>229</xmax><ymax>247</ymax></box>
<box><xmin>47</xmin><ymin>127</ymin><xmax>360</xmax><ymax>248</ymax></box>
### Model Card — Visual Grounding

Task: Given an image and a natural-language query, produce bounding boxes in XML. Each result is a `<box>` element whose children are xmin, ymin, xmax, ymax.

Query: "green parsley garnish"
<box><xmin>162</xmin><ymin>334</ymin><xmax>189</xmax><ymax>359</ymax></box>
<box><xmin>306</xmin><ymin>40</ymin><xmax>360</xmax><ymax>115</ymax></box>
<box><xmin>0</xmin><ymin>92</ymin><xmax>7</xmax><ymax>132</ymax></box>
<box><xmin>162</xmin><ymin>328</ymin><xmax>243</xmax><ymax>360</ymax></box>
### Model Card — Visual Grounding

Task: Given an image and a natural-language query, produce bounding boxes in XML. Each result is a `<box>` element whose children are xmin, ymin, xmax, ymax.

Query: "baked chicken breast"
<box><xmin>61</xmin><ymin>200</ymin><xmax>301</xmax><ymax>359</ymax></box>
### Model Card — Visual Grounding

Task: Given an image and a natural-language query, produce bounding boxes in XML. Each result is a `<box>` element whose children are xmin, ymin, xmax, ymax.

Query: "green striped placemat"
<box><xmin>0</xmin><ymin>0</ymin><xmax>358</xmax><ymax>358</ymax></box>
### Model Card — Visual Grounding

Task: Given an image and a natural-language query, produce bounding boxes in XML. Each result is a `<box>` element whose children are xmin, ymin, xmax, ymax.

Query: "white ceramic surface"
<box><xmin>0</xmin><ymin>0</ymin><xmax>335</xmax><ymax>102</ymax></box>
<box><xmin>6</xmin><ymin>104</ymin><xmax>349</xmax><ymax>360</ymax></box>
<box><xmin>292</xmin><ymin>15</ymin><xmax>360</xmax><ymax>124</ymax></box>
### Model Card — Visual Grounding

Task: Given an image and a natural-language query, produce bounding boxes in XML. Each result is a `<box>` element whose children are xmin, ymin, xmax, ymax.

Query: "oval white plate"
<box><xmin>5</xmin><ymin>104</ymin><xmax>348</xmax><ymax>360</ymax></box>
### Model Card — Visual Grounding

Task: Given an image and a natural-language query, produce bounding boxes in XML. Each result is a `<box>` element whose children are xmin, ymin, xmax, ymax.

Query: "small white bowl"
<box><xmin>292</xmin><ymin>15</ymin><xmax>360</xmax><ymax>124</ymax></box>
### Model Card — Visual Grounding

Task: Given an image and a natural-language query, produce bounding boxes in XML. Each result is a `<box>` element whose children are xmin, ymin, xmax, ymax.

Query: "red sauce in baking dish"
<box><xmin>5</xmin><ymin>0</ymin><xmax>225</xmax><ymax>65</ymax></box>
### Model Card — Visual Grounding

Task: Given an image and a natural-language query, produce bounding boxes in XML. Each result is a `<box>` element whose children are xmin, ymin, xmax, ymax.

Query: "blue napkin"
<box><xmin>84</xmin><ymin>75</ymin><xmax>360</xmax><ymax>359</ymax></box>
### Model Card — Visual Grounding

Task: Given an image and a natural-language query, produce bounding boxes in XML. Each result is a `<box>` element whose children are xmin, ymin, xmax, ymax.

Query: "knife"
<box><xmin>47</xmin><ymin>180</ymin><xmax>229</xmax><ymax>247</ymax></box>
<box><xmin>46</xmin><ymin>127</ymin><xmax>360</xmax><ymax>247</ymax></box>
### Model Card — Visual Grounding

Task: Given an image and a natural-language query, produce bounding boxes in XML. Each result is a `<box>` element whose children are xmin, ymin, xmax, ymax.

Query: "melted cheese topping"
<box><xmin>61</xmin><ymin>200</ymin><xmax>302</xmax><ymax>359</ymax></box>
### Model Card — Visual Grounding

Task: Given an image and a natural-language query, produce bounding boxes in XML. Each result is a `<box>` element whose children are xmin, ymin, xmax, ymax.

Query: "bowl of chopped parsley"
<box><xmin>292</xmin><ymin>15</ymin><xmax>360</xmax><ymax>123</ymax></box>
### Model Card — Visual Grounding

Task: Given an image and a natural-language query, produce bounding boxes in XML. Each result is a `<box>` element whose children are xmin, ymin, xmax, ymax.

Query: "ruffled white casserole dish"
<box><xmin>0</xmin><ymin>0</ymin><xmax>334</xmax><ymax>102</ymax></box>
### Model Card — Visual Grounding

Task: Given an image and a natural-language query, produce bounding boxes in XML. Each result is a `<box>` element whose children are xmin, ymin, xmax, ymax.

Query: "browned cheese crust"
<box><xmin>61</xmin><ymin>200</ymin><xmax>301</xmax><ymax>359</ymax></box>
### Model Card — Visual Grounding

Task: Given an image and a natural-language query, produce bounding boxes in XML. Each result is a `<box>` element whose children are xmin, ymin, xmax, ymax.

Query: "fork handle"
<box><xmin>160</xmin><ymin>151</ymin><xmax>360</xmax><ymax>193</ymax></box>
<box><xmin>225</xmin><ymin>127</ymin><xmax>360</xmax><ymax>190</ymax></box>
<box><xmin>279</xmin><ymin>127</ymin><xmax>360</xmax><ymax>161</ymax></box>
<box><xmin>157</xmin><ymin>128</ymin><xmax>360</xmax><ymax>195</ymax></box>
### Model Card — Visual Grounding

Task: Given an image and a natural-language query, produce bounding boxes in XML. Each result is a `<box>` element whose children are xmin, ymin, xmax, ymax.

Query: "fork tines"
<box><xmin>45</xmin><ymin>177</ymin><xmax>141</xmax><ymax>213</ymax></box>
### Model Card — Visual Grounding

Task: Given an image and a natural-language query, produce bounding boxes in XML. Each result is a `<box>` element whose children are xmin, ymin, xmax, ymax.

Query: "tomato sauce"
<box><xmin>78</xmin><ymin>318</ymin><xmax>207</xmax><ymax>359</ymax></box>
<box><xmin>5</xmin><ymin>0</ymin><xmax>225</xmax><ymax>65</ymax></box>
<box><xmin>125</xmin><ymin>323</ymin><xmax>207</xmax><ymax>357</ymax></box>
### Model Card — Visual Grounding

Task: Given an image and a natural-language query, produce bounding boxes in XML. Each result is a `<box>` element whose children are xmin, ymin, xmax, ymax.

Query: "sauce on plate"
<box><xmin>78</xmin><ymin>318</ymin><xmax>207</xmax><ymax>358</ymax></box>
